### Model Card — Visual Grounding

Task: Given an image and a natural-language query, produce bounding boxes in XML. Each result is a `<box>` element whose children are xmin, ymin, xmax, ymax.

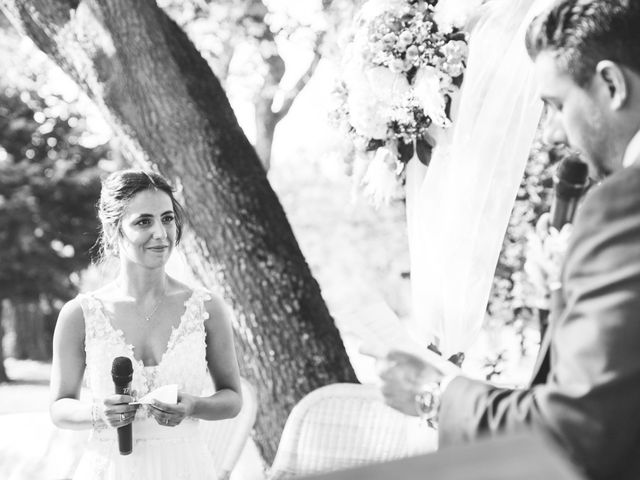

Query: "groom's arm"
<box><xmin>438</xmin><ymin>169</ymin><xmax>640</xmax><ymax>479</ymax></box>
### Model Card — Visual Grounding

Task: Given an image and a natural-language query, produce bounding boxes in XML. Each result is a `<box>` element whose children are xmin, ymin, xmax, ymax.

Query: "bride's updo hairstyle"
<box><xmin>95</xmin><ymin>169</ymin><xmax>185</xmax><ymax>261</ymax></box>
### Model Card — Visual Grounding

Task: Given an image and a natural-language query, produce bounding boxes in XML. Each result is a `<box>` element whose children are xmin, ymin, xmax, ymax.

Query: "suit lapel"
<box><xmin>529</xmin><ymin>288</ymin><xmax>566</xmax><ymax>385</ymax></box>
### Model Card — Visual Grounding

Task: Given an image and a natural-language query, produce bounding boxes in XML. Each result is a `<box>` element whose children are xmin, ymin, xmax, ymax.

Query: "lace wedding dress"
<box><xmin>73</xmin><ymin>288</ymin><xmax>218</xmax><ymax>480</ymax></box>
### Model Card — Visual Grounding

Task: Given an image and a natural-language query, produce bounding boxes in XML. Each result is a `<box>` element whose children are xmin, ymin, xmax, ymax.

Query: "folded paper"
<box><xmin>130</xmin><ymin>384</ymin><xmax>178</xmax><ymax>405</ymax></box>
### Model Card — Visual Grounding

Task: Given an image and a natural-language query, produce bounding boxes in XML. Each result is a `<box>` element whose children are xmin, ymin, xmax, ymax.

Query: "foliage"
<box><xmin>485</xmin><ymin>138</ymin><xmax>560</xmax><ymax>366</ymax></box>
<box><xmin>0</xmin><ymin>85</ymin><xmax>106</xmax><ymax>304</ymax></box>
<box><xmin>157</xmin><ymin>0</ymin><xmax>359</xmax><ymax>167</ymax></box>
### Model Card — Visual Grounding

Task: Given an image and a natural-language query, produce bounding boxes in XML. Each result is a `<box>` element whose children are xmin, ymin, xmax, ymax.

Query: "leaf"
<box><xmin>416</xmin><ymin>138</ymin><xmax>432</xmax><ymax>166</ymax></box>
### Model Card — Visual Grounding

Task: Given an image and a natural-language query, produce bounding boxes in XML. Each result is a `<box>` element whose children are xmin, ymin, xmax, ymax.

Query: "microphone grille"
<box><xmin>111</xmin><ymin>356</ymin><xmax>133</xmax><ymax>376</ymax></box>
<box><xmin>557</xmin><ymin>154</ymin><xmax>589</xmax><ymax>185</ymax></box>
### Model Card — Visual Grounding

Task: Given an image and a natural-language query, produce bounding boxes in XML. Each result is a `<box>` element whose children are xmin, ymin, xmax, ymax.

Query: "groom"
<box><xmin>378</xmin><ymin>1</ymin><xmax>640</xmax><ymax>479</ymax></box>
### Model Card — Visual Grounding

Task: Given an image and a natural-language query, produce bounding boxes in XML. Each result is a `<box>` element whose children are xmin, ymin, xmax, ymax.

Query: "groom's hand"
<box><xmin>378</xmin><ymin>350</ymin><xmax>443</xmax><ymax>417</ymax></box>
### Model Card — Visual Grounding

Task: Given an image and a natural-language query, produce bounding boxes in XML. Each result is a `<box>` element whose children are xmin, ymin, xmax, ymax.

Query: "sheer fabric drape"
<box><xmin>406</xmin><ymin>0</ymin><xmax>555</xmax><ymax>356</ymax></box>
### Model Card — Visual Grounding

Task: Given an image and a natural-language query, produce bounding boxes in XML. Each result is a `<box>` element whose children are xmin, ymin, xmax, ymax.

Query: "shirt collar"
<box><xmin>623</xmin><ymin>129</ymin><xmax>640</xmax><ymax>167</ymax></box>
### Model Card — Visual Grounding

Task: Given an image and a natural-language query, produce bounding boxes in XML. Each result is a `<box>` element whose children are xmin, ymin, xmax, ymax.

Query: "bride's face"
<box><xmin>117</xmin><ymin>189</ymin><xmax>176</xmax><ymax>268</ymax></box>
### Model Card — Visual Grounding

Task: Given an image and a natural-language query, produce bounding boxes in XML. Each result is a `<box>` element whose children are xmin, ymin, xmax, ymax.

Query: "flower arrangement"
<box><xmin>330</xmin><ymin>0</ymin><xmax>479</xmax><ymax>206</ymax></box>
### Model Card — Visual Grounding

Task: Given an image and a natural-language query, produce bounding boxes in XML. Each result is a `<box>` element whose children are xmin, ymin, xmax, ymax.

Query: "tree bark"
<box><xmin>0</xmin><ymin>0</ymin><xmax>357</xmax><ymax>461</ymax></box>
<box><xmin>0</xmin><ymin>300</ymin><xmax>8</xmax><ymax>383</ymax></box>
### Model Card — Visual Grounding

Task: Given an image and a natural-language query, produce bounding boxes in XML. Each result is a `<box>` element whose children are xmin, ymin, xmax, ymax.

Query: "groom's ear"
<box><xmin>596</xmin><ymin>60</ymin><xmax>628</xmax><ymax>110</ymax></box>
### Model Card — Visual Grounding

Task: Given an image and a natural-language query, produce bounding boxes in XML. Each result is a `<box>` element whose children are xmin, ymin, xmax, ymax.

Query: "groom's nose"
<box><xmin>541</xmin><ymin>108</ymin><xmax>569</xmax><ymax>147</ymax></box>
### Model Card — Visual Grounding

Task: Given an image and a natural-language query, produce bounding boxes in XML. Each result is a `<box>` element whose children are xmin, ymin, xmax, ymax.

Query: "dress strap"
<box><xmin>185</xmin><ymin>288</ymin><xmax>213</xmax><ymax>325</ymax></box>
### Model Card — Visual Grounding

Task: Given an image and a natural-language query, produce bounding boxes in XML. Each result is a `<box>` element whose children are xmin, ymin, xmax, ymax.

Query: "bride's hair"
<box><xmin>94</xmin><ymin>169</ymin><xmax>186</xmax><ymax>261</ymax></box>
<box><xmin>525</xmin><ymin>0</ymin><xmax>640</xmax><ymax>86</ymax></box>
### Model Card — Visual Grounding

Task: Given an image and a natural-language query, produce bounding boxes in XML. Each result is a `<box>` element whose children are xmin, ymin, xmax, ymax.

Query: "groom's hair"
<box><xmin>525</xmin><ymin>0</ymin><xmax>640</xmax><ymax>86</ymax></box>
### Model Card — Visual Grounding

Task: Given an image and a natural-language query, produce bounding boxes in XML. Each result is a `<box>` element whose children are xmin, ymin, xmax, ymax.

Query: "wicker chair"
<box><xmin>267</xmin><ymin>383</ymin><xmax>437</xmax><ymax>480</ymax></box>
<box><xmin>201</xmin><ymin>377</ymin><xmax>259</xmax><ymax>480</ymax></box>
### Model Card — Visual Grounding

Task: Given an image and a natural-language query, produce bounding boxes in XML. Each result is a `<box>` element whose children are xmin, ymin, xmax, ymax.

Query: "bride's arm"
<box><xmin>49</xmin><ymin>299</ymin><xmax>93</xmax><ymax>430</ymax></box>
<box><xmin>178</xmin><ymin>294</ymin><xmax>243</xmax><ymax>421</ymax></box>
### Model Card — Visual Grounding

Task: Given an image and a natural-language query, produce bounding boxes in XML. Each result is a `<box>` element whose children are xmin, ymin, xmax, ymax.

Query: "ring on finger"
<box><xmin>120</xmin><ymin>413</ymin><xmax>125</xmax><ymax>421</ymax></box>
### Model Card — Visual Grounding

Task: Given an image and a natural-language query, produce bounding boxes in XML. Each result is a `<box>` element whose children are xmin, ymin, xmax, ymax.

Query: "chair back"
<box><xmin>201</xmin><ymin>377</ymin><xmax>259</xmax><ymax>480</ymax></box>
<box><xmin>268</xmin><ymin>383</ymin><xmax>437</xmax><ymax>480</ymax></box>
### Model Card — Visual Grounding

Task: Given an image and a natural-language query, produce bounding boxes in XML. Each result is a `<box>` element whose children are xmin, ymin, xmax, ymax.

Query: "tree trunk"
<box><xmin>0</xmin><ymin>300</ymin><xmax>8</xmax><ymax>383</ymax></box>
<box><xmin>12</xmin><ymin>300</ymin><xmax>51</xmax><ymax>361</ymax></box>
<box><xmin>0</xmin><ymin>0</ymin><xmax>357</xmax><ymax>461</ymax></box>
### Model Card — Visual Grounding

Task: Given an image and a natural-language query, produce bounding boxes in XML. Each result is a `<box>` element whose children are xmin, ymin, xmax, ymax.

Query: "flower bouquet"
<box><xmin>330</xmin><ymin>0</ymin><xmax>479</xmax><ymax>206</ymax></box>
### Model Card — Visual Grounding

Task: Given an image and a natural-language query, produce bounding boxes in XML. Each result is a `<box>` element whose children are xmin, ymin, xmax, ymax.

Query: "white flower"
<box><xmin>361</xmin><ymin>146</ymin><xmax>401</xmax><ymax>207</ymax></box>
<box><xmin>389</xmin><ymin>58</ymin><xmax>406</xmax><ymax>73</ymax></box>
<box><xmin>405</xmin><ymin>45</ymin><xmax>420</xmax><ymax>63</ymax></box>
<box><xmin>442</xmin><ymin>40</ymin><xmax>469</xmax><ymax>77</ymax></box>
<box><xmin>382</xmin><ymin>32</ymin><xmax>398</xmax><ymax>47</ymax></box>
<box><xmin>366</xmin><ymin>66</ymin><xmax>411</xmax><ymax>105</ymax></box>
<box><xmin>347</xmin><ymin>87</ymin><xmax>391</xmax><ymax>140</ymax></box>
<box><xmin>443</xmin><ymin>39</ymin><xmax>469</xmax><ymax>61</ymax></box>
<box><xmin>344</xmin><ymin>65</ymin><xmax>394</xmax><ymax>139</ymax></box>
<box><xmin>439</xmin><ymin>72</ymin><xmax>454</xmax><ymax>92</ymax></box>
<box><xmin>413</xmin><ymin>66</ymin><xmax>449</xmax><ymax>127</ymax></box>
<box><xmin>397</xmin><ymin>30</ymin><xmax>414</xmax><ymax>49</ymax></box>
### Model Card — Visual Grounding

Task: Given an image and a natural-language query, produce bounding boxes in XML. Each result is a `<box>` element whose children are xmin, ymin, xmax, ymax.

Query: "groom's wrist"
<box><xmin>414</xmin><ymin>374</ymin><xmax>458</xmax><ymax>425</ymax></box>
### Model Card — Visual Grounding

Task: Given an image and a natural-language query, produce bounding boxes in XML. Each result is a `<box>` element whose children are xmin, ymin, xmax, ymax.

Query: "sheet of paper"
<box><xmin>347</xmin><ymin>301</ymin><xmax>462</xmax><ymax>377</ymax></box>
<box><xmin>129</xmin><ymin>384</ymin><xmax>178</xmax><ymax>405</ymax></box>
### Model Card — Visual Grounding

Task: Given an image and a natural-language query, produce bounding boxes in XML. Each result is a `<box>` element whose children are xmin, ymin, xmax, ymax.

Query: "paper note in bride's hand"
<box><xmin>129</xmin><ymin>384</ymin><xmax>178</xmax><ymax>405</ymax></box>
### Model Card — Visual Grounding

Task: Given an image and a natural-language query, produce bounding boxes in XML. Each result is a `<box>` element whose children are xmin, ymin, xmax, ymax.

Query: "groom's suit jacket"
<box><xmin>439</xmin><ymin>161</ymin><xmax>640</xmax><ymax>480</ymax></box>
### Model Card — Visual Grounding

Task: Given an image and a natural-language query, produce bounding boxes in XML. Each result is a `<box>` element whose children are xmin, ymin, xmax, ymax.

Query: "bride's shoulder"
<box><xmin>191</xmin><ymin>287</ymin><xmax>231</xmax><ymax>326</ymax></box>
<box><xmin>55</xmin><ymin>296</ymin><xmax>87</xmax><ymax>337</ymax></box>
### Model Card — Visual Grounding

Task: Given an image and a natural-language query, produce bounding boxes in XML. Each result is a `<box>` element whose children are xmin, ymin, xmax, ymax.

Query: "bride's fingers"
<box><xmin>149</xmin><ymin>399</ymin><xmax>178</xmax><ymax>414</ymax></box>
<box><xmin>152</xmin><ymin>413</ymin><xmax>178</xmax><ymax>427</ymax></box>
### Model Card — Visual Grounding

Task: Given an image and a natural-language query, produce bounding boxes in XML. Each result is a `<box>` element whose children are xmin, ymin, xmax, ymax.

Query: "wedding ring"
<box><xmin>165</xmin><ymin>418</ymin><xmax>169</xmax><ymax>425</ymax></box>
<box><xmin>120</xmin><ymin>413</ymin><xmax>125</xmax><ymax>421</ymax></box>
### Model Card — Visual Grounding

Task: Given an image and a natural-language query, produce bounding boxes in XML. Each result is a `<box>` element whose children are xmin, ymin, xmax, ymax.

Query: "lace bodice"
<box><xmin>78</xmin><ymin>289</ymin><xmax>212</xmax><ymax>408</ymax></box>
<box><xmin>72</xmin><ymin>289</ymin><xmax>219</xmax><ymax>479</ymax></box>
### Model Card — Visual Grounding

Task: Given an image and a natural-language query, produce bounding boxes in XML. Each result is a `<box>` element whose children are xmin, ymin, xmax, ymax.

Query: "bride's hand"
<box><xmin>149</xmin><ymin>392</ymin><xmax>196</xmax><ymax>427</ymax></box>
<box><xmin>101</xmin><ymin>394</ymin><xmax>139</xmax><ymax>428</ymax></box>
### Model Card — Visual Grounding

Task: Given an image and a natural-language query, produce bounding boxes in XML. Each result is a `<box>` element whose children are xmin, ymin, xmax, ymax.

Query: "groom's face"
<box><xmin>535</xmin><ymin>52</ymin><xmax>614</xmax><ymax>179</ymax></box>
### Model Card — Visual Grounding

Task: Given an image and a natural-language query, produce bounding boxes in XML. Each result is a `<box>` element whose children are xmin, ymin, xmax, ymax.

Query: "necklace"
<box><xmin>136</xmin><ymin>291</ymin><xmax>165</xmax><ymax>322</ymax></box>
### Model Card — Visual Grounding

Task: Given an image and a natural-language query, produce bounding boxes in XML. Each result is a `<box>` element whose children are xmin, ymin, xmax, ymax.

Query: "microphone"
<box><xmin>111</xmin><ymin>356</ymin><xmax>133</xmax><ymax>455</ymax></box>
<box><xmin>550</xmin><ymin>154</ymin><xmax>589</xmax><ymax>230</ymax></box>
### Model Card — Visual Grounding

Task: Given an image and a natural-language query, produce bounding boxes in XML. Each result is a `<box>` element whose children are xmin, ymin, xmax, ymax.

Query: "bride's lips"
<box><xmin>147</xmin><ymin>245</ymin><xmax>169</xmax><ymax>252</ymax></box>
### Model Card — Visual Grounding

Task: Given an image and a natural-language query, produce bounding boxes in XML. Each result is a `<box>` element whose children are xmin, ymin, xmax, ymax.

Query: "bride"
<box><xmin>49</xmin><ymin>169</ymin><xmax>242</xmax><ymax>479</ymax></box>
